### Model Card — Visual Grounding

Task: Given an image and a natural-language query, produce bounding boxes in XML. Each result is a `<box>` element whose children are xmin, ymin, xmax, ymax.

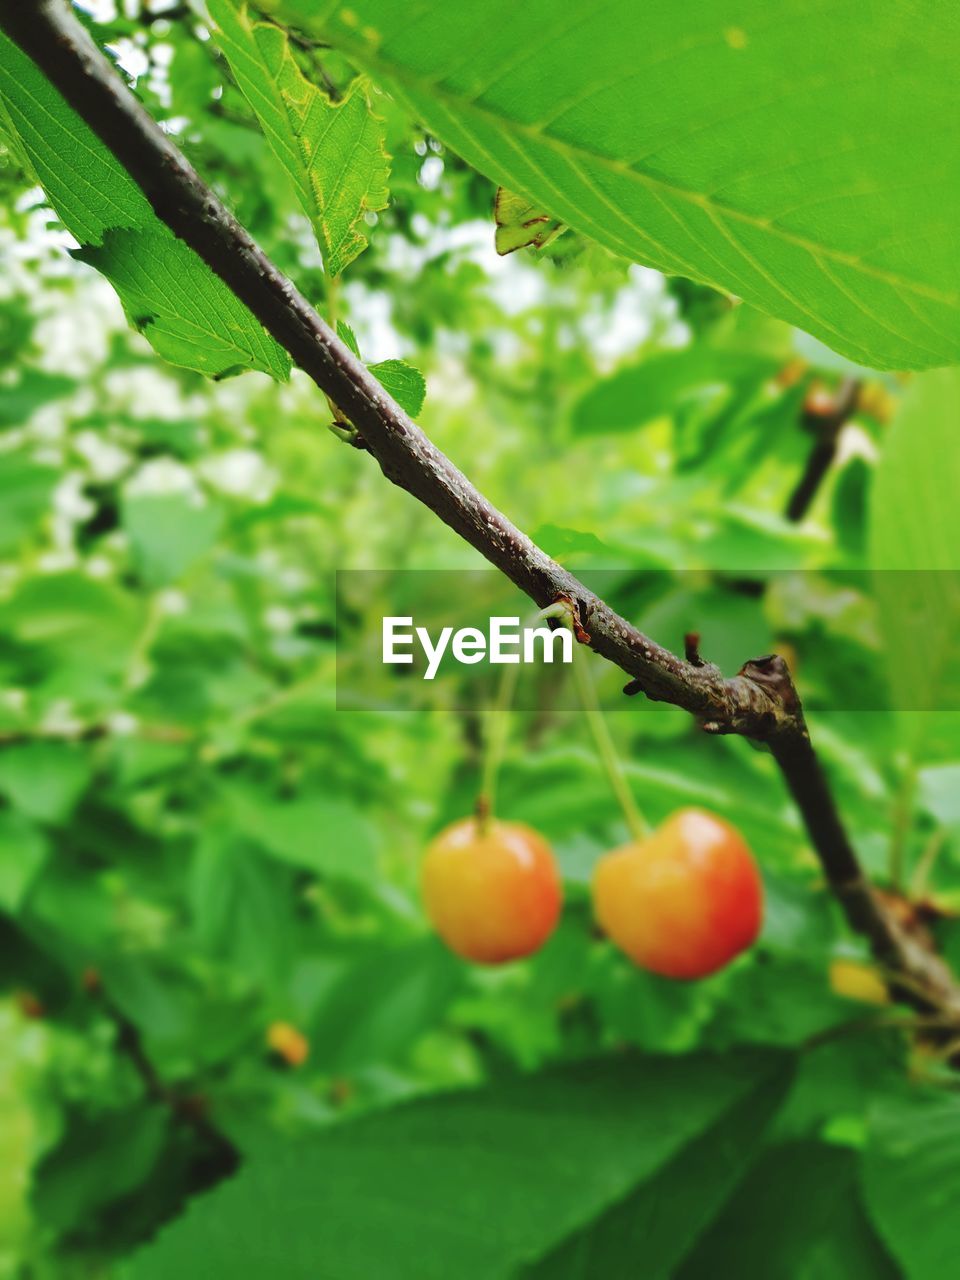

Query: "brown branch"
<box><xmin>4</xmin><ymin>0</ymin><xmax>960</xmax><ymax>1024</ymax></box>
<box><xmin>785</xmin><ymin>377</ymin><xmax>861</xmax><ymax>522</ymax></box>
<box><xmin>85</xmin><ymin>976</ymin><xmax>239</xmax><ymax>1181</ymax></box>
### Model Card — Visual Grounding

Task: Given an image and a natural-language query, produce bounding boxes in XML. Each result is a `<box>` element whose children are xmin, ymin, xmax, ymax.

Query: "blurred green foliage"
<box><xmin>0</xmin><ymin>4</ymin><xmax>959</xmax><ymax>1278</ymax></box>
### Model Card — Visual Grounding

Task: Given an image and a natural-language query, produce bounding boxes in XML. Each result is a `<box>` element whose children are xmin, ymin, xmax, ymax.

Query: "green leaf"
<box><xmin>76</xmin><ymin>229</ymin><xmax>290</xmax><ymax>380</ymax></box>
<box><xmin>122</xmin><ymin>489</ymin><xmax>224</xmax><ymax>586</ymax></box>
<box><xmin>368</xmin><ymin>357</ymin><xmax>426</xmax><ymax>417</ymax></box>
<box><xmin>678</xmin><ymin>1141</ymin><xmax>898</xmax><ymax>1279</ymax></box>
<box><xmin>308</xmin><ymin>938</ymin><xmax>463</xmax><ymax>1072</ymax></box>
<box><xmin>871</xmin><ymin>370</ymin><xmax>960</xmax><ymax>573</ymax></box>
<box><xmin>334</xmin><ymin>321</ymin><xmax>426</xmax><ymax>415</ymax></box>
<box><xmin>0</xmin><ymin>369</ymin><xmax>74</xmax><ymax>428</ymax></box>
<box><xmin>292</xmin><ymin>0</ymin><xmax>960</xmax><ymax>370</ymax></box>
<box><xmin>0</xmin><ymin>811</ymin><xmax>49</xmax><ymax>913</ymax></box>
<box><xmin>572</xmin><ymin>346</ymin><xmax>779</xmax><ymax>435</ymax></box>
<box><xmin>220</xmin><ymin>782</ymin><xmax>380</xmax><ymax>881</ymax></box>
<box><xmin>0</xmin><ymin>1023</ymin><xmax>36</xmax><ymax>1264</ymax></box>
<box><xmin>0</xmin><ymin>741</ymin><xmax>92</xmax><ymax>825</ymax></box>
<box><xmin>31</xmin><ymin>1104</ymin><xmax>171</xmax><ymax>1235</ymax></box>
<box><xmin>521</xmin><ymin>1069</ymin><xmax>789</xmax><ymax>1278</ymax></box>
<box><xmin>0</xmin><ymin>455</ymin><xmax>58</xmax><ymax>553</ymax></box>
<box><xmin>0</xmin><ymin>31</ymin><xmax>289</xmax><ymax>379</ymax></box>
<box><xmin>190</xmin><ymin>835</ymin><xmax>293</xmax><ymax>986</ymax></box>
<box><xmin>862</xmin><ymin>1088</ymin><xmax>960</xmax><ymax>1280</ymax></box>
<box><xmin>759</xmin><ymin>871</ymin><xmax>834</xmax><ymax>958</ymax></box>
<box><xmin>1</xmin><ymin>570</ymin><xmax>139</xmax><ymax>650</ymax></box>
<box><xmin>336</xmin><ymin>318</ymin><xmax>362</xmax><ymax>356</ymax></box>
<box><xmin>207</xmin><ymin>0</ymin><xmax>389</xmax><ymax>278</ymax></box>
<box><xmin>0</xmin><ymin>31</ymin><xmax>152</xmax><ymax>241</ymax></box>
<box><xmin>129</xmin><ymin>1050</ymin><xmax>790</xmax><ymax>1279</ymax></box>
<box><xmin>870</xmin><ymin>370</ymin><xmax>960</xmax><ymax>733</ymax></box>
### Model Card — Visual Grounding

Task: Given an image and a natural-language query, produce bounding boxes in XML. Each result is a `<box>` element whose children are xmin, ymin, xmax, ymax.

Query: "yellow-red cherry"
<box><xmin>421</xmin><ymin>817</ymin><xmax>562</xmax><ymax>964</ymax></box>
<box><xmin>593</xmin><ymin>808</ymin><xmax>763</xmax><ymax>979</ymax></box>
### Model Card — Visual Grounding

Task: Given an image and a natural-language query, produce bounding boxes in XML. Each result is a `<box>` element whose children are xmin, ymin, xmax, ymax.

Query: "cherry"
<box><xmin>421</xmin><ymin>817</ymin><xmax>562</xmax><ymax>964</ymax></box>
<box><xmin>593</xmin><ymin>808</ymin><xmax>763</xmax><ymax>979</ymax></box>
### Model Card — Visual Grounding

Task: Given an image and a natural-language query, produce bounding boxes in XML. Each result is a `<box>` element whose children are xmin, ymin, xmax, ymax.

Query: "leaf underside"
<box><xmin>286</xmin><ymin>0</ymin><xmax>960</xmax><ymax>372</ymax></box>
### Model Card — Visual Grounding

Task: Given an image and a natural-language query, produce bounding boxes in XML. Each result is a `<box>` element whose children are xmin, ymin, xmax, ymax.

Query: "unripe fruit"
<box><xmin>266</xmin><ymin>1021</ymin><xmax>310</xmax><ymax>1067</ymax></box>
<box><xmin>593</xmin><ymin>808</ymin><xmax>763</xmax><ymax>980</ymax></box>
<box><xmin>829</xmin><ymin>958</ymin><xmax>888</xmax><ymax>1006</ymax></box>
<box><xmin>421</xmin><ymin>817</ymin><xmax>562</xmax><ymax>964</ymax></box>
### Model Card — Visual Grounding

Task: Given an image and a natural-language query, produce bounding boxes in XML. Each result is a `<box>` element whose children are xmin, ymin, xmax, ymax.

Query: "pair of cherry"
<box><xmin>421</xmin><ymin>809</ymin><xmax>763</xmax><ymax>980</ymax></box>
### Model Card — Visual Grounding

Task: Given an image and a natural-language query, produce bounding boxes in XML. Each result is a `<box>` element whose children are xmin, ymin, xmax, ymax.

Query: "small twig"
<box><xmin>264</xmin><ymin>17</ymin><xmax>331</xmax><ymax>54</ymax></box>
<box><xmin>803</xmin><ymin>1009</ymin><xmax>959</xmax><ymax>1053</ymax></box>
<box><xmin>684</xmin><ymin>631</ymin><xmax>705</xmax><ymax>666</ymax></box>
<box><xmin>910</xmin><ymin>828</ymin><xmax>949</xmax><ymax>900</ymax></box>
<box><xmin>888</xmin><ymin>762</ymin><xmax>917</xmax><ymax>890</ymax></box>
<box><xmin>785</xmin><ymin>377</ymin><xmax>861</xmax><ymax>522</ymax></box>
<box><xmin>88</xmin><ymin>979</ymin><xmax>239</xmax><ymax>1178</ymax></box>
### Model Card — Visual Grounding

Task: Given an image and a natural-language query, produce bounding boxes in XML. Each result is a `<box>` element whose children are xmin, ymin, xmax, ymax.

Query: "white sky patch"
<box><xmin>53</xmin><ymin>472</ymin><xmax>95</xmax><ymax>524</ymax></box>
<box><xmin>76</xmin><ymin>1</ymin><xmax>118</xmax><ymax>19</ymax></box>
<box><xmin>103</xmin><ymin>366</ymin><xmax>203</xmax><ymax>420</ymax></box>
<box><xmin>837</xmin><ymin>422</ymin><xmax>878</xmax><ymax>466</ymax></box>
<box><xmin>581</xmin><ymin>265</ymin><xmax>686</xmax><ymax>371</ymax></box>
<box><xmin>418</xmin><ymin>155</ymin><xmax>444</xmax><ymax>190</ymax></box>
<box><xmin>263</xmin><ymin>606</ymin><xmax>296</xmax><ymax>635</ymax></box>
<box><xmin>156</xmin><ymin>588</ymin><xmax>188</xmax><ymax>616</ymax></box>
<box><xmin>33</xmin><ymin>276</ymin><xmax>123</xmax><ymax>374</ymax></box>
<box><xmin>341</xmin><ymin>279</ymin><xmax>404</xmax><ymax>363</ymax></box>
<box><xmin>104</xmin><ymin>37</ymin><xmax>150</xmax><ymax>83</ymax></box>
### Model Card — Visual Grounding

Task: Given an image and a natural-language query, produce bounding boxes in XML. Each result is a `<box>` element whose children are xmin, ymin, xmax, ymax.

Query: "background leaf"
<box><xmin>521</xmin><ymin>1069</ymin><xmax>790</xmax><ymax>1278</ymax></box>
<box><xmin>571</xmin><ymin>346</ymin><xmax>780</xmax><ymax>436</ymax></box>
<box><xmin>0</xmin><ymin>812</ymin><xmax>49</xmax><ymax>913</ymax></box>
<box><xmin>869</xmin><ymin>369</ymin><xmax>960</xmax><ymax>740</ymax></box>
<box><xmin>0</xmin><ymin>742</ymin><xmax>92</xmax><ymax>825</ymax></box>
<box><xmin>122</xmin><ymin>489</ymin><xmax>224</xmax><ymax>586</ymax></box>
<box><xmin>129</xmin><ymin>1051</ymin><xmax>790</xmax><ymax>1279</ymax></box>
<box><xmin>678</xmin><ymin>1141</ymin><xmax>899</xmax><ymax>1279</ymax></box>
<box><xmin>220</xmin><ymin>782</ymin><xmax>380</xmax><ymax>882</ymax></box>
<box><xmin>861</xmin><ymin>1089</ymin><xmax>960</xmax><ymax>1280</ymax></box>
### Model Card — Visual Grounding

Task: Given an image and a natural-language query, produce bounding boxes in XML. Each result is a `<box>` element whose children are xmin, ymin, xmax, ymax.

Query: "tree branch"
<box><xmin>84</xmin><ymin>974</ymin><xmax>239</xmax><ymax>1183</ymax></box>
<box><xmin>4</xmin><ymin>0</ymin><xmax>959</xmax><ymax>1023</ymax></box>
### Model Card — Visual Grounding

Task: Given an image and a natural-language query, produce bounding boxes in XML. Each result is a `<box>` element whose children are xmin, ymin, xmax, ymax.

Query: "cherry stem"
<box><xmin>910</xmin><ymin>827</ymin><xmax>948</xmax><ymax>901</ymax></box>
<box><xmin>477</xmin><ymin>659</ymin><xmax>521</xmax><ymax>833</ymax></box>
<box><xmin>888</xmin><ymin>760</ymin><xmax>917</xmax><ymax>891</ymax></box>
<box><xmin>540</xmin><ymin>604</ymin><xmax>649</xmax><ymax>842</ymax></box>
